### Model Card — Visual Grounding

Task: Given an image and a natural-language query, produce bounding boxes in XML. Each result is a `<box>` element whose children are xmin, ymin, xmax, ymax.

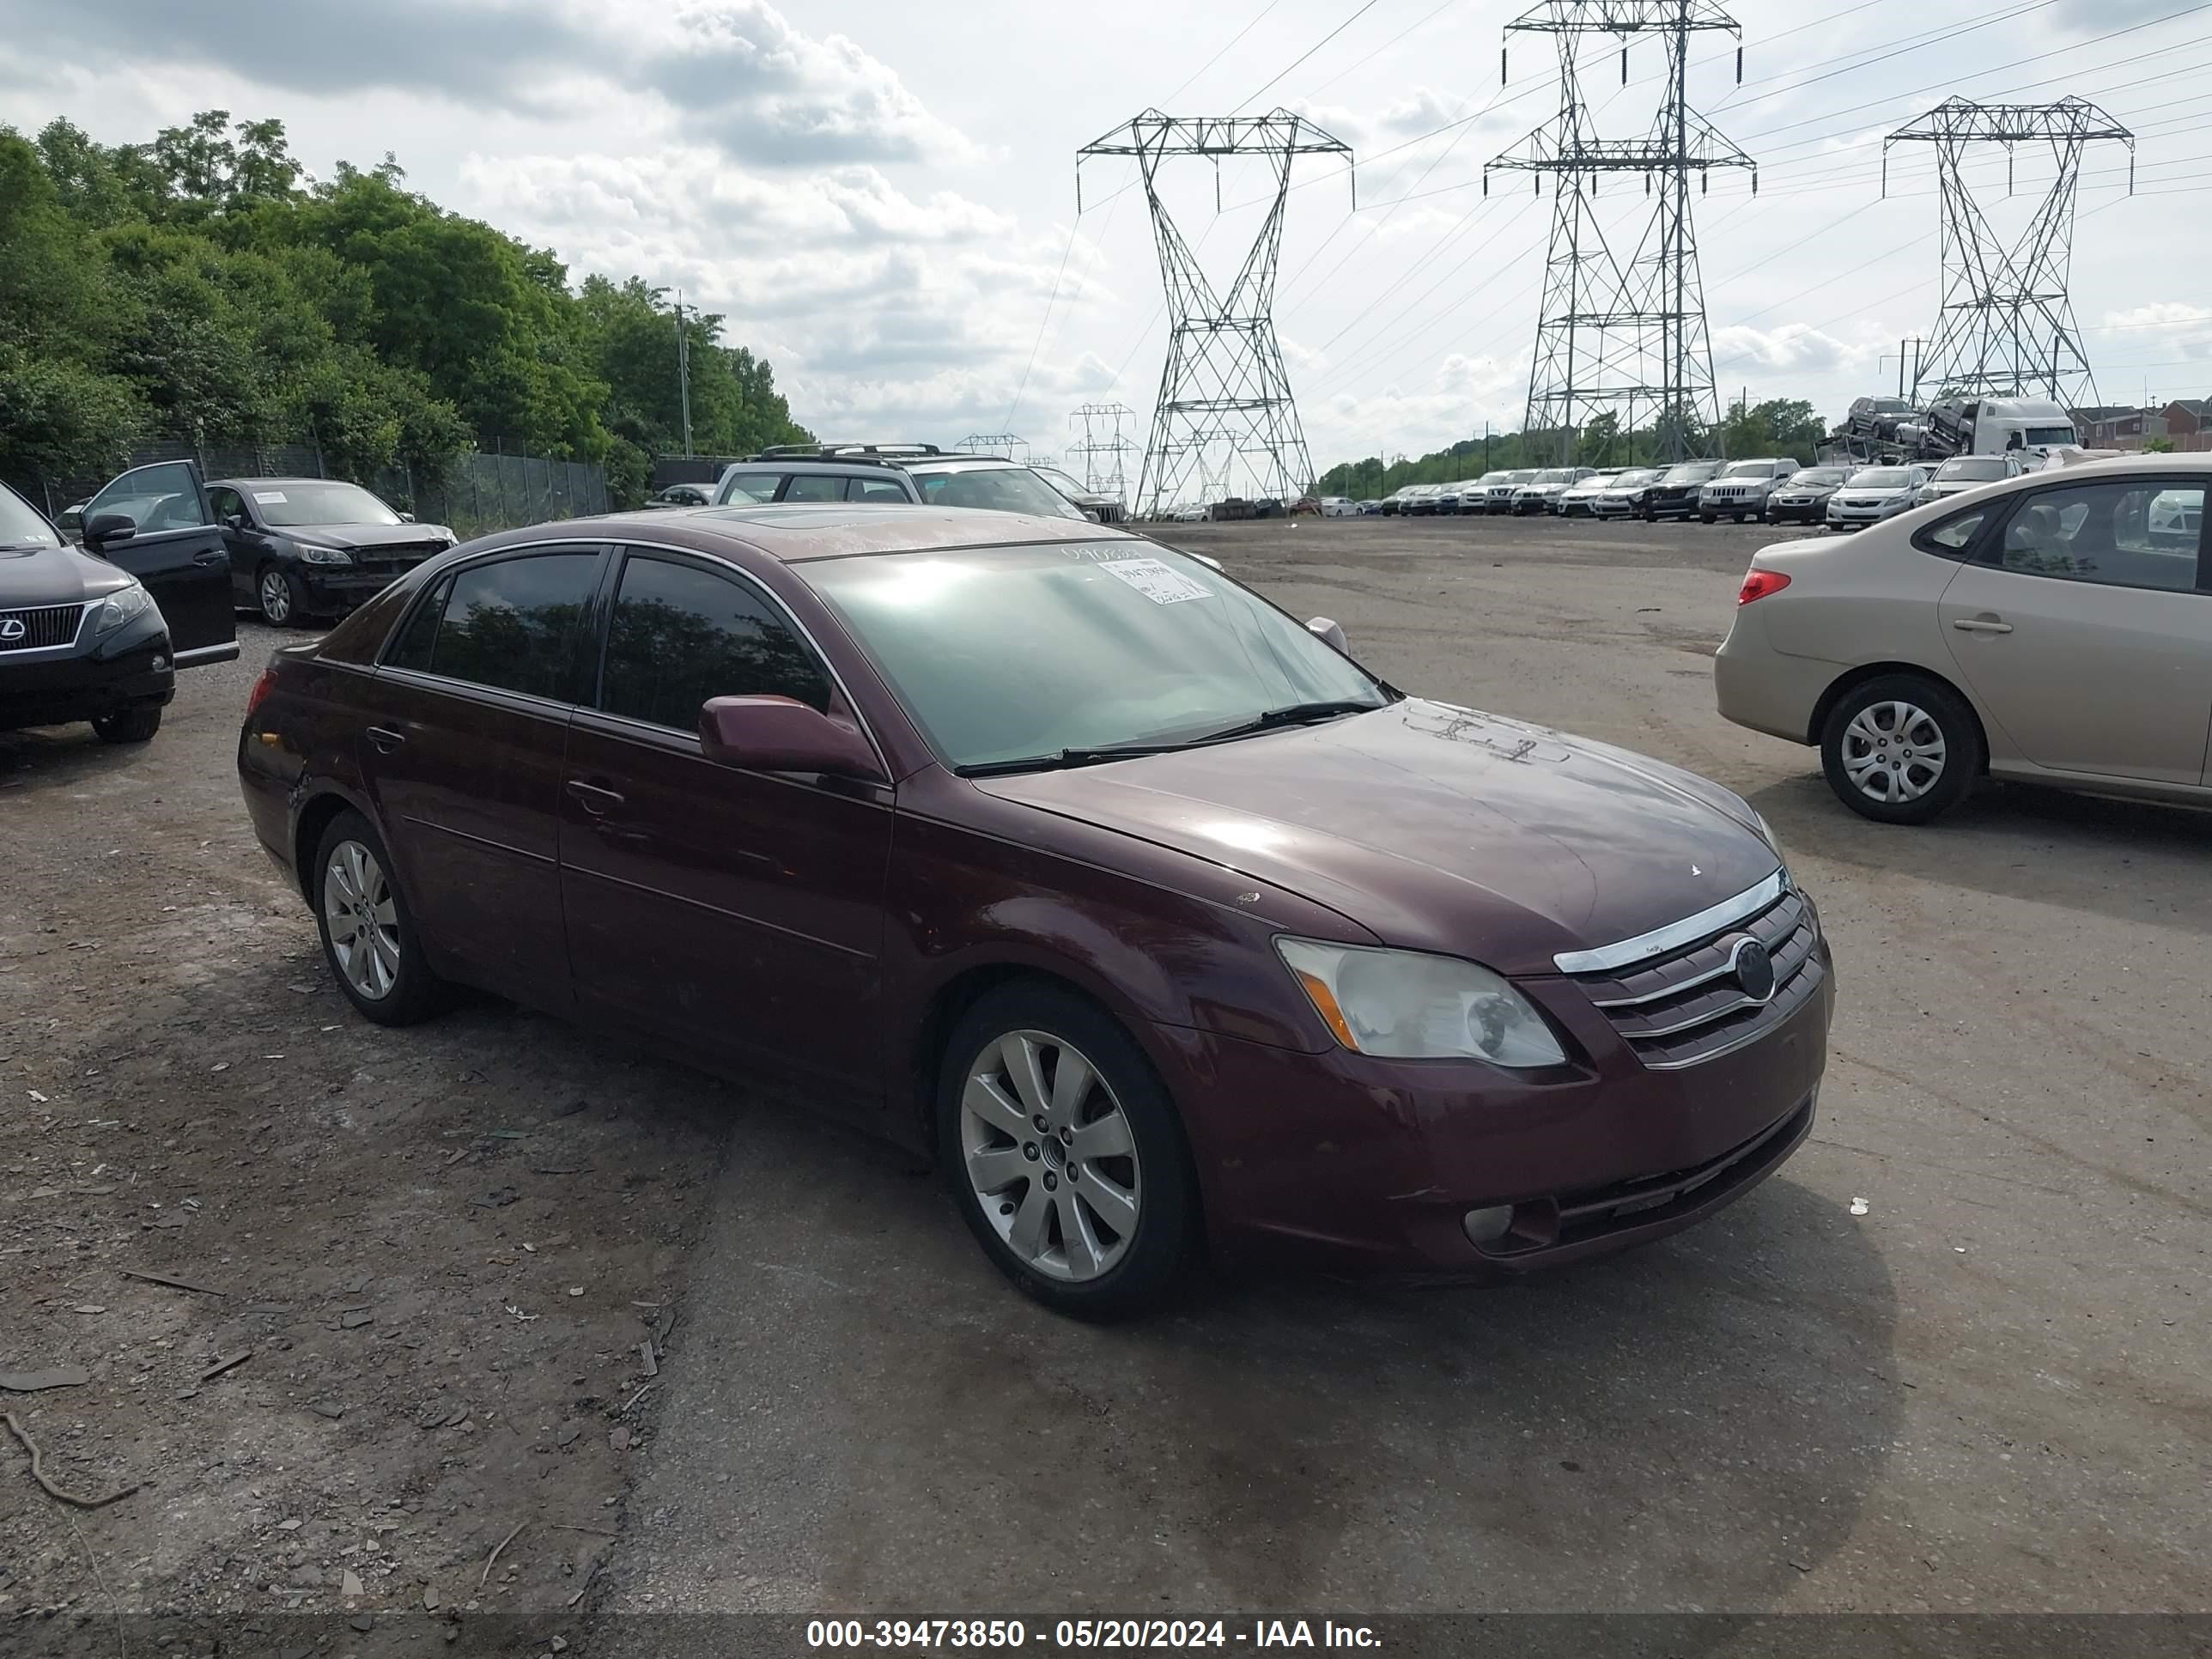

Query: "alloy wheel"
<box><xmin>960</xmin><ymin>1030</ymin><xmax>1141</xmax><ymax>1283</ymax></box>
<box><xmin>1841</xmin><ymin>701</ymin><xmax>1948</xmax><ymax>804</ymax></box>
<box><xmin>323</xmin><ymin>839</ymin><xmax>401</xmax><ymax>1000</ymax></box>
<box><xmin>258</xmin><ymin>568</ymin><xmax>292</xmax><ymax>624</ymax></box>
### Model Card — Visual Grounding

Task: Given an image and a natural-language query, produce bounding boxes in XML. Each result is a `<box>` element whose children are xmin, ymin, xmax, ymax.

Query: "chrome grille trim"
<box><xmin>0</xmin><ymin>602</ymin><xmax>87</xmax><ymax>652</ymax></box>
<box><xmin>1552</xmin><ymin>868</ymin><xmax>1786</xmax><ymax>975</ymax></box>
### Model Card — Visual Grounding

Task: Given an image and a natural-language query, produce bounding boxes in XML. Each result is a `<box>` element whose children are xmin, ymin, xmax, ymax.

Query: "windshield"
<box><xmin>804</xmin><ymin>543</ymin><xmax>1388</xmax><ymax>772</ymax></box>
<box><xmin>1477</xmin><ymin>471</ymin><xmax>1509</xmax><ymax>485</ymax></box>
<box><xmin>1504</xmin><ymin>471</ymin><xmax>1538</xmax><ymax>485</ymax></box>
<box><xmin>1721</xmin><ymin>461</ymin><xmax>1773</xmax><ymax>478</ymax></box>
<box><xmin>1610</xmin><ymin>470</ymin><xmax>1660</xmax><ymax>487</ymax></box>
<box><xmin>1662</xmin><ymin>463</ymin><xmax>1719</xmax><ymax>484</ymax></box>
<box><xmin>1790</xmin><ymin>469</ymin><xmax>1846</xmax><ymax>485</ymax></box>
<box><xmin>0</xmin><ymin>483</ymin><xmax>62</xmax><ymax>548</ymax></box>
<box><xmin>250</xmin><ymin>482</ymin><xmax>401</xmax><ymax>527</ymax></box>
<box><xmin>2025</xmin><ymin>426</ymin><xmax>2076</xmax><ymax>447</ymax></box>
<box><xmin>909</xmin><ymin>465</ymin><xmax>1085</xmax><ymax>520</ymax></box>
<box><xmin>1533</xmin><ymin>470</ymin><xmax>1575</xmax><ymax>485</ymax></box>
<box><xmin>1850</xmin><ymin>470</ymin><xmax>1914</xmax><ymax>488</ymax></box>
<box><xmin>1032</xmin><ymin>466</ymin><xmax>1093</xmax><ymax>496</ymax></box>
<box><xmin>1941</xmin><ymin>459</ymin><xmax>2008</xmax><ymax>481</ymax></box>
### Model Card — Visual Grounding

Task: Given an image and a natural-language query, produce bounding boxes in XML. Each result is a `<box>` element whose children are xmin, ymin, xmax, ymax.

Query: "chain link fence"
<box><xmin>9</xmin><ymin>442</ymin><xmax>608</xmax><ymax>540</ymax></box>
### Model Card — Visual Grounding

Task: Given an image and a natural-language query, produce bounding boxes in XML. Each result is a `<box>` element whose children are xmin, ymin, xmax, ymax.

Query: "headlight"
<box><xmin>87</xmin><ymin>579</ymin><xmax>158</xmax><ymax>635</ymax></box>
<box><xmin>295</xmin><ymin>545</ymin><xmax>353</xmax><ymax>565</ymax></box>
<box><xmin>1275</xmin><ymin>939</ymin><xmax>1567</xmax><ymax>1067</ymax></box>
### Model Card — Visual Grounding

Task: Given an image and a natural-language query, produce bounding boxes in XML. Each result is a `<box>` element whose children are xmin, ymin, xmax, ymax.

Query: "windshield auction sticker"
<box><xmin>1098</xmin><ymin>556</ymin><xmax>1212</xmax><ymax>605</ymax></box>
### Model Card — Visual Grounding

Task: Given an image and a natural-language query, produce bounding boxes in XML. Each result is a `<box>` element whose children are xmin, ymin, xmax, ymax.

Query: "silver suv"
<box><xmin>1699</xmin><ymin>459</ymin><xmax>1803</xmax><ymax>524</ymax></box>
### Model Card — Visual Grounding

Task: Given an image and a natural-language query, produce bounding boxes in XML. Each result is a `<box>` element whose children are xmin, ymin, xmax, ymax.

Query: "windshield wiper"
<box><xmin>956</xmin><ymin>743</ymin><xmax>1198</xmax><ymax>778</ymax></box>
<box><xmin>1191</xmin><ymin>698</ymin><xmax>1387</xmax><ymax>744</ymax></box>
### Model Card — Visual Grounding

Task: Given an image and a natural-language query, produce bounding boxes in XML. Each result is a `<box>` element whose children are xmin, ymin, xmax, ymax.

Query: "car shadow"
<box><xmin>623</xmin><ymin>1098</ymin><xmax>1903</xmax><ymax>1617</ymax></box>
<box><xmin>1747</xmin><ymin>770</ymin><xmax>2212</xmax><ymax>938</ymax></box>
<box><xmin>0</xmin><ymin>723</ymin><xmax>155</xmax><ymax>789</ymax></box>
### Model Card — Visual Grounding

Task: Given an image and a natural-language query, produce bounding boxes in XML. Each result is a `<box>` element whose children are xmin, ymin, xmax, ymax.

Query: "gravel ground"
<box><xmin>3</xmin><ymin>513</ymin><xmax>2206</xmax><ymax>1651</ymax></box>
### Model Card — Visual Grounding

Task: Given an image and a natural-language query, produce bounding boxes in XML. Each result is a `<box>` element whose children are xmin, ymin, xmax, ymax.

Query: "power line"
<box><xmin>1234</xmin><ymin>0</ymin><xmax>1386</xmax><ymax>116</ymax></box>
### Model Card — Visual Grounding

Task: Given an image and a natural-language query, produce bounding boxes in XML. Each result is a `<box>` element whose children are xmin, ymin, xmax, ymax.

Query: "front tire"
<box><xmin>257</xmin><ymin>564</ymin><xmax>310</xmax><ymax>628</ymax></box>
<box><xmin>938</xmin><ymin>983</ymin><xmax>1198</xmax><ymax>1319</ymax></box>
<box><xmin>312</xmin><ymin>810</ymin><xmax>448</xmax><ymax>1024</ymax></box>
<box><xmin>1820</xmin><ymin>675</ymin><xmax>1982</xmax><ymax>825</ymax></box>
<box><xmin>92</xmin><ymin>705</ymin><xmax>161</xmax><ymax>744</ymax></box>
<box><xmin>1699</xmin><ymin>514</ymin><xmax>1717</xmax><ymax>525</ymax></box>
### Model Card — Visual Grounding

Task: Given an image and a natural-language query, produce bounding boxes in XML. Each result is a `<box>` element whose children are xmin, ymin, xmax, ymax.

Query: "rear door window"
<box><xmin>407</xmin><ymin>552</ymin><xmax>602</xmax><ymax>701</ymax></box>
<box><xmin>1995</xmin><ymin>481</ymin><xmax>2204</xmax><ymax>592</ymax></box>
<box><xmin>718</xmin><ymin>472</ymin><xmax>783</xmax><ymax>504</ymax></box>
<box><xmin>783</xmin><ymin>476</ymin><xmax>845</xmax><ymax>503</ymax></box>
<box><xmin>849</xmin><ymin>477</ymin><xmax>908</xmax><ymax>502</ymax></box>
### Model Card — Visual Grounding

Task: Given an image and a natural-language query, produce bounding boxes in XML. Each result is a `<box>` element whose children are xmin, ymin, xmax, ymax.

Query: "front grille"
<box><xmin>345</xmin><ymin>543</ymin><xmax>445</xmax><ymax>575</ymax></box>
<box><xmin>1565</xmin><ymin>885</ymin><xmax>1822</xmax><ymax>1070</ymax></box>
<box><xmin>0</xmin><ymin>603</ymin><xmax>84</xmax><ymax>651</ymax></box>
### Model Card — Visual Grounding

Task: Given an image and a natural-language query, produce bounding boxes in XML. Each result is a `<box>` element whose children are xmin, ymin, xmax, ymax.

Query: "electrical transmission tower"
<box><xmin>1079</xmin><ymin>111</ymin><xmax>1354</xmax><ymax>515</ymax></box>
<box><xmin>956</xmin><ymin>433</ymin><xmax>1029</xmax><ymax>461</ymax></box>
<box><xmin>1067</xmin><ymin>402</ymin><xmax>1139</xmax><ymax>504</ymax></box>
<box><xmin>1487</xmin><ymin>1</ymin><xmax>1754</xmax><ymax>465</ymax></box>
<box><xmin>1884</xmin><ymin>97</ymin><xmax>2133</xmax><ymax>408</ymax></box>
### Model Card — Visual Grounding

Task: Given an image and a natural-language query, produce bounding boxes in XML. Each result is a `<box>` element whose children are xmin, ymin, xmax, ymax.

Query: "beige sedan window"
<box><xmin>1998</xmin><ymin>482</ymin><xmax>2204</xmax><ymax>592</ymax></box>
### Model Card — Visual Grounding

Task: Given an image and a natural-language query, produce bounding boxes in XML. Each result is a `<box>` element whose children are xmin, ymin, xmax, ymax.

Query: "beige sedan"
<box><xmin>1715</xmin><ymin>454</ymin><xmax>2211</xmax><ymax>823</ymax></box>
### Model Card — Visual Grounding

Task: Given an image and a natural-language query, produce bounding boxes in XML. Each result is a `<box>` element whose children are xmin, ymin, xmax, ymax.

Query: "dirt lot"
<box><xmin>3</xmin><ymin>513</ymin><xmax>2207</xmax><ymax>1650</ymax></box>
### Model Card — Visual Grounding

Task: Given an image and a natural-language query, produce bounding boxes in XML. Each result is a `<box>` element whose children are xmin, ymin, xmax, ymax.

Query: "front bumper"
<box><xmin>1588</xmin><ymin>496</ymin><xmax>1644</xmax><ymax>517</ymax></box>
<box><xmin>1826</xmin><ymin>499</ymin><xmax>1910</xmax><ymax>527</ymax></box>
<box><xmin>0</xmin><ymin>626</ymin><xmax>174</xmax><ymax>731</ymax></box>
<box><xmin>1768</xmin><ymin>497</ymin><xmax>1830</xmax><ymax>522</ymax></box>
<box><xmin>295</xmin><ymin>564</ymin><xmax>427</xmax><ymax>615</ymax></box>
<box><xmin>1156</xmin><ymin>952</ymin><xmax>1832</xmax><ymax>1277</ymax></box>
<box><xmin>1646</xmin><ymin>489</ymin><xmax>1704</xmax><ymax>518</ymax></box>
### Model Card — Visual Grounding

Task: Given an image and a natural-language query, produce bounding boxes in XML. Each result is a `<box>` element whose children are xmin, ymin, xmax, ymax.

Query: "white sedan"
<box><xmin>1826</xmin><ymin>465</ymin><xmax>1931</xmax><ymax>531</ymax></box>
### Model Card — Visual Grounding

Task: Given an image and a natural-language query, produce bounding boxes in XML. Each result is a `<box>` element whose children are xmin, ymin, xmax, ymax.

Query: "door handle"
<box><xmin>365</xmin><ymin>726</ymin><xmax>406</xmax><ymax>753</ymax></box>
<box><xmin>1951</xmin><ymin>617</ymin><xmax>2013</xmax><ymax>635</ymax></box>
<box><xmin>192</xmin><ymin>550</ymin><xmax>226</xmax><ymax>564</ymax></box>
<box><xmin>566</xmin><ymin>779</ymin><xmax>626</xmax><ymax>814</ymax></box>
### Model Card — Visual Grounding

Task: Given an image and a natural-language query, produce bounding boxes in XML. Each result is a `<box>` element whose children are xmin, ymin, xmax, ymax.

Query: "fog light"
<box><xmin>150</xmin><ymin>655</ymin><xmax>168</xmax><ymax>671</ymax></box>
<box><xmin>1462</xmin><ymin>1205</ymin><xmax>1515</xmax><ymax>1246</ymax></box>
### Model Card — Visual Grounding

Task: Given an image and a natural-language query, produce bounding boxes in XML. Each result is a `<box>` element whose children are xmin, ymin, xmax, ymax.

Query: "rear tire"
<box><xmin>312</xmin><ymin>810</ymin><xmax>449</xmax><ymax>1025</ymax></box>
<box><xmin>1820</xmin><ymin>674</ymin><xmax>1982</xmax><ymax>825</ymax></box>
<box><xmin>92</xmin><ymin>705</ymin><xmax>161</xmax><ymax>744</ymax></box>
<box><xmin>937</xmin><ymin>983</ymin><xmax>1199</xmax><ymax>1319</ymax></box>
<box><xmin>1699</xmin><ymin>514</ymin><xmax>1717</xmax><ymax>525</ymax></box>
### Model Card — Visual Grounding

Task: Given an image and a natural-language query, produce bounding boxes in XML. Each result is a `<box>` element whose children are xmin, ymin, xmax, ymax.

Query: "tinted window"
<box><xmin>1997</xmin><ymin>483</ymin><xmax>2203</xmax><ymax>592</ymax></box>
<box><xmin>208</xmin><ymin>486</ymin><xmax>246</xmax><ymax>524</ymax></box>
<box><xmin>386</xmin><ymin>575</ymin><xmax>452</xmax><ymax>671</ymax></box>
<box><xmin>719</xmin><ymin>472</ymin><xmax>782</xmax><ymax>504</ymax></box>
<box><xmin>599</xmin><ymin>555</ymin><xmax>830</xmax><ymax>730</ymax></box>
<box><xmin>422</xmin><ymin>553</ymin><xmax>599</xmax><ymax>700</ymax></box>
<box><xmin>88</xmin><ymin>462</ymin><xmax>209</xmax><ymax>532</ymax></box>
<box><xmin>850</xmin><ymin>477</ymin><xmax>908</xmax><ymax>502</ymax></box>
<box><xmin>784</xmin><ymin>475</ymin><xmax>845</xmax><ymax>502</ymax></box>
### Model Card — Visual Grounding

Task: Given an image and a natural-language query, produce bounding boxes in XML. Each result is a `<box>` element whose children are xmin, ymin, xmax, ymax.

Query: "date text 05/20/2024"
<box><xmin>805</xmin><ymin>1619</ymin><xmax>1382</xmax><ymax>1649</ymax></box>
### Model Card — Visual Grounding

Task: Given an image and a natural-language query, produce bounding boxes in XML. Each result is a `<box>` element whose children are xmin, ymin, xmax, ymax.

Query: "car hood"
<box><xmin>0</xmin><ymin>544</ymin><xmax>134</xmax><ymax>608</ymax></box>
<box><xmin>975</xmin><ymin>700</ymin><xmax>1778</xmax><ymax>975</ymax></box>
<box><xmin>1837</xmin><ymin>485</ymin><xmax>1915</xmax><ymax>501</ymax></box>
<box><xmin>283</xmin><ymin>523</ymin><xmax>453</xmax><ymax>551</ymax></box>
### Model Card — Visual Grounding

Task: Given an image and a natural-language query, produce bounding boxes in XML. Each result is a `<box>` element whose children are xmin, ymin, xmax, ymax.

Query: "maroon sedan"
<box><xmin>237</xmin><ymin>507</ymin><xmax>1832</xmax><ymax>1316</ymax></box>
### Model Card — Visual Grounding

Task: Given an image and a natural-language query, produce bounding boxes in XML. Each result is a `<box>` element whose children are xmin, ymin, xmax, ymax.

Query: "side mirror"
<box><xmin>82</xmin><ymin>512</ymin><xmax>137</xmax><ymax>549</ymax></box>
<box><xmin>222</xmin><ymin>513</ymin><xmax>247</xmax><ymax>532</ymax></box>
<box><xmin>1306</xmin><ymin>617</ymin><xmax>1349</xmax><ymax>654</ymax></box>
<box><xmin>699</xmin><ymin>695</ymin><xmax>885</xmax><ymax>783</ymax></box>
<box><xmin>399</xmin><ymin>512</ymin><xmax>416</xmax><ymax>523</ymax></box>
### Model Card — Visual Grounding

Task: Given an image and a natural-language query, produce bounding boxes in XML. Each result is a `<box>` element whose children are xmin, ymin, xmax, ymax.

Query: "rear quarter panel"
<box><xmin>237</xmin><ymin>650</ymin><xmax>382</xmax><ymax>896</ymax></box>
<box><xmin>1754</xmin><ymin>531</ymin><xmax>1966</xmax><ymax>682</ymax></box>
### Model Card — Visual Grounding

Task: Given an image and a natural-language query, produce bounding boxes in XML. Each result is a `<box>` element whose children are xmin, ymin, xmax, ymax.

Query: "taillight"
<box><xmin>245</xmin><ymin>665</ymin><xmax>279</xmax><ymax>720</ymax></box>
<box><xmin>1737</xmin><ymin>568</ymin><xmax>1791</xmax><ymax>605</ymax></box>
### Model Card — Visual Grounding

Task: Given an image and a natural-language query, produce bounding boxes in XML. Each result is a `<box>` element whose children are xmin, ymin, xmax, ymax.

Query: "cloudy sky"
<box><xmin>5</xmin><ymin>0</ymin><xmax>2209</xmax><ymax>484</ymax></box>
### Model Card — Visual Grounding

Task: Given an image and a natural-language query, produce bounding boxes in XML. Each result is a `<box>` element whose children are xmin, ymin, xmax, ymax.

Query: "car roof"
<box><xmin>486</xmin><ymin>502</ymin><xmax>1137</xmax><ymax>565</ymax></box>
<box><xmin>208</xmin><ymin>477</ymin><xmax>344</xmax><ymax>489</ymax></box>
<box><xmin>719</xmin><ymin>459</ymin><xmax>913</xmax><ymax>478</ymax></box>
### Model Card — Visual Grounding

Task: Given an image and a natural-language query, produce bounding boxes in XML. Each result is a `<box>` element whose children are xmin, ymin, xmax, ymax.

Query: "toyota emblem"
<box><xmin>1727</xmin><ymin>936</ymin><xmax>1778</xmax><ymax>1004</ymax></box>
<box><xmin>0</xmin><ymin>617</ymin><xmax>24</xmax><ymax>643</ymax></box>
